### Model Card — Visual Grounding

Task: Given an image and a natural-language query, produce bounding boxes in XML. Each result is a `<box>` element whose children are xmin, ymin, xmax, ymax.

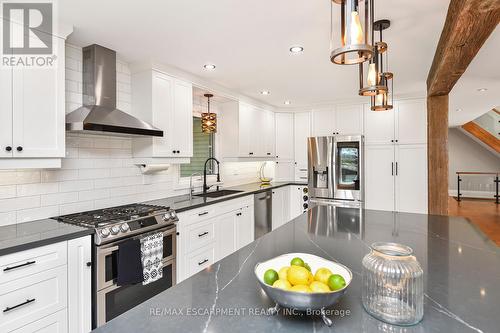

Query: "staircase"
<box><xmin>461</xmin><ymin>109</ymin><xmax>500</xmax><ymax>156</ymax></box>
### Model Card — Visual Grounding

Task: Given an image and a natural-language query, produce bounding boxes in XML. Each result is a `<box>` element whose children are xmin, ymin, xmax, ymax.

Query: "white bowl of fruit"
<box><xmin>254</xmin><ymin>253</ymin><xmax>352</xmax><ymax>311</ymax></box>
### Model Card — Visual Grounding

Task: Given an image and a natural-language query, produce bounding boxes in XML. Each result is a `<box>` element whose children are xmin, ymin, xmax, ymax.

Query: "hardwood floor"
<box><xmin>448</xmin><ymin>197</ymin><xmax>500</xmax><ymax>246</ymax></box>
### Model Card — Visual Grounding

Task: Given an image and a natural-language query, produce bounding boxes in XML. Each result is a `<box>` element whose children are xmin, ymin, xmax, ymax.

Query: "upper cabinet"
<box><xmin>293</xmin><ymin>112</ymin><xmax>311</xmax><ymax>169</ymax></box>
<box><xmin>0</xmin><ymin>32</ymin><xmax>69</xmax><ymax>168</ymax></box>
<box><xmin>219</xmin><ymin>101</ymin><xmax>275</xmax><ymax>159</ymax></box>
<box><xmin>131</xmin><ymin>69</ymin><xmax>193</xmax><ymax>158</ymax></box>
<box><xmin>275</xmin><ymin>113</ymin><xmax>294</xmax><ymax>161</ymax></box>
<box><xmin>364</xmin><ymin>99</ymin><xmax>426</xmax><ymax>145</ymax></box>
<box><xmin>311</xmin><ymin>104</ymin><xmax>363</xmax><ymax>136</ymax></box>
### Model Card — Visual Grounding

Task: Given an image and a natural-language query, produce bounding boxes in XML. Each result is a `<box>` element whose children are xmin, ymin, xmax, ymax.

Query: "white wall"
<box><xmin>0</xmin><ymin>45</ymin><xmax>268</xmax><ymax>227</ymax></box>
<box><xmin>448</xmin><ymin>128</ymin><xmax>499</xmax><ymax>196</ymax></box>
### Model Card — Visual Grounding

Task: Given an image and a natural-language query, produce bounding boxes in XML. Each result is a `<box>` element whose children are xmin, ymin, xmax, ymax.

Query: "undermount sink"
<box><xmin>194</xmin><ymin>189</ymin><xmax>243</xmax><ymax>198</ymax></box>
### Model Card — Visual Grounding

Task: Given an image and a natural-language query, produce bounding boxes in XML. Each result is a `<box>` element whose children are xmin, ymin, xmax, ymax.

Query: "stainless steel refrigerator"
<box><xmin>307</xmin><ymin>135</ymin><xmax>364</xmax><ymax>207</ymax></box>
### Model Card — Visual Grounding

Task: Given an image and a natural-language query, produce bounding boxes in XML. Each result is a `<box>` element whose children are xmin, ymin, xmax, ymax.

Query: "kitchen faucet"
<box><xmin>203</xmin><ymin>157</ymin><xmax>221</xmax><ymax>194</ymax></box>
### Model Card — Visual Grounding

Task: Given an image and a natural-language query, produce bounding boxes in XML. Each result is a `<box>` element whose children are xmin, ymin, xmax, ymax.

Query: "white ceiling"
<box><xmin>60</xmin><ymin>0</ymin><xmax>450</xmax><ymax>109</ymax></box>
<box><xmin>449</xmin><ymin>27</ymin><xmax>500</xmax><ymax>127</ymax></box>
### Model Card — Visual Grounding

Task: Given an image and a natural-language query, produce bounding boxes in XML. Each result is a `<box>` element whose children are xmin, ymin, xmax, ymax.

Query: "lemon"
<box><xmin>287</xmin><ymin>265</ymin><xmax>310</xmax><ymax>286</ymax></box>
<box><xmin>278</xmin><ymin>266</ymin><xmax>289</xmax><ymax>280</ymax></box>
<box><xmin>308</xmin><ymin>271</ymin><xmax>314</xmax><ymax>284</ymax></box>
<box><xmin>263</xmin><ymin>269</ymin><xmax>279</xmax><ymax>285</ymax></box>
<box><xmin>290</xmin><ymin>284</ymin><xmax>312</xmax><ymax>293</ymax></box>
<box><xmin>309</xmin><ymin>281</ymin><xmax>331</xmax><ymax>293</ymax></box>
<box><xmin>272</xmin><ymin>279</ymin><xmax>292</xmax><ymax>291</ymax></box>
<box><xmin>314</xmin><ymin>268</ymin><xmax>333</xmax><ymax>284</ymax></box>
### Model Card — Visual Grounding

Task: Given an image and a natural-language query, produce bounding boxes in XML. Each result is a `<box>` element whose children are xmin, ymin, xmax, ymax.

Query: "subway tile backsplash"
<box><xmin>0</xmin><ymin>44</ymin><xmax>265</xmax><ymax>226</ymax></box>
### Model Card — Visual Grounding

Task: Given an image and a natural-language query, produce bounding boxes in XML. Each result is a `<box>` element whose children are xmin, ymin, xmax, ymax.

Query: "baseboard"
<box><xmin>448</xmin><ymin>189</ymin><xmax>496</xmax><ymax>199</ymax></box>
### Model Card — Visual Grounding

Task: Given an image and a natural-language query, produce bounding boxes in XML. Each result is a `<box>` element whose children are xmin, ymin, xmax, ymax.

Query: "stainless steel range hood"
<box><xmin>66</xmin><ymin>44</ymin><xmax>163</xmax><ymax>137</ymax></box>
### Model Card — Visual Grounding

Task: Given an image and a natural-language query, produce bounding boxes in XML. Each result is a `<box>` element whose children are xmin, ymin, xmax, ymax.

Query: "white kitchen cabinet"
<box><xmin>67</xmin><ymin>236</ymin><xmax>92</xmax><ymax>333</ymax></box>
<box><xmin>131</xmin><ymin>69</ymin><xmax>193</xmax><ymax>159</ymax></box>
<box><xmin>0</xmin><ymin>34</ymin><xmax>68</xmax><ymax>168</ymax></box>
<box><xmin>262</xmin><ymin>109</ymin><xmax>276</xmax><ymax>157</ymax></box>
<box><xmin>10</xmin><ymin>309</ymin><xmax>67</xmax><ymax>333</ymax></box>
<box><xmin>364</xmin><ymin>99</ymin><xmax>426</xmax><ymax>145</ymax></box>
<box><xmin>275</xmin><ymin>113</ymin><xmax>294</xmax><ymax>160</ymax></box>
<box><xmin>365</xmin><ymin>144</ymin><xmax>427</xmax><ymax>213</ymax></box>
<box><xmin>365</xmin><ymin>145</ymin><xmax>396</xmax><ymax>211</ymax></box>
<box><xmin>235</xmin><ymin>205</ymin><xmax>254</xmax><ymax>249</ymax></box>
<box><xmin>335</xmin><ymin>104</ymin><xmax>363</xmax><ymax>135</ymax></box>
<box><xmin>274</xmin><ymin>161</ymin><xmax>295</xmax><ymax>181</ymax></box>
<box><xmin>311</xmin><ymin>107</ymin><xmax>335</xmax><ymax>137</ymax></box>
<box><xmin>272</xmin><ymin>186</ymin><xmax>290</xmax><ymax>230</ymax></box>
<box><xmin>395</xmin><ymin>145</ymin><xmax>428</xmax><ymax>213</ymax></box>
<box><xmin>215</xmin><ymin>211</ymin><xmax>238</xmax><ymax>261</ymax></box>
<box><xmin>176</xmin><ymin>196</ymin><xmax>254</xmax><ymax>282</ymax></box>
<box><xmin>237</xmin><ymin>103</ymin><xmax>254</xmax><ymax>157</ymax></box>
<box><xmin>363</xmin><ymin>103</ymin><xmax>395</xmax><ymax>144</ymax></box>
<box><xmin>396</xmin><ymin>99</ymin><xmax>427</xmax><ymax>144</ymax></box>
<box><xmin>294</xmin><ymin>112</ymin><xmax>311</xmax><ymax>179</ymax></box>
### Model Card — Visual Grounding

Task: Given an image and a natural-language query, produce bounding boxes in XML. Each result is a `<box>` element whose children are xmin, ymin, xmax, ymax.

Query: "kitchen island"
<box><xmin>92</xmin><ymin>205</ymin><xmax>499</xmax><ymax>333</ymax></box>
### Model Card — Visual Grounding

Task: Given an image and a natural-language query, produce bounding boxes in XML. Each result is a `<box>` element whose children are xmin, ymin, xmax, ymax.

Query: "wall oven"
<box><xmin>95</xmin><ymin>224</ymin><xmax>176</xmax><ymax>327</ymax></box>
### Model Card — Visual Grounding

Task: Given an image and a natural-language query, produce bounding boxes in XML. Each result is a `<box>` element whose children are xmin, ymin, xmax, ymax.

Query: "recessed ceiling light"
<box><xmin>261</xmin><ymin>90</ymin><xmax>270</xmax><ymax>95</ymax></box>
<box><xmin>203</xmin><ymin>64</ymin><xmax>216</xmax><ymax>70</ymax></box>
<box><xmin>289</xmin><ymin>46</ymin><xmax>304</xmax><ymax>53</ymax></box>
<box><xmin>477</xmin><ymin>88</ymin><xmax>488</xmax><ymax>92</ymax></box>
<box><xmin>284</xmin><ymin>100</ymin><xmax>291</xmax><ymax>105</ymax></box>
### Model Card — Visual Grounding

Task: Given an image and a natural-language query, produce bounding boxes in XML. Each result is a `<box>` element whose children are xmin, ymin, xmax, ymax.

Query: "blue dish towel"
<box><xmin>140</xmin><ymin>232</ymin><xmax>163</xmax><ymax>285</ymax></box>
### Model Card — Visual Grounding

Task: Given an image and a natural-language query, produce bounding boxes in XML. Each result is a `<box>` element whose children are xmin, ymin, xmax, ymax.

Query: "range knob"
<box><xmin>110</xmin><ymin>225</ymin><xmax>120</xmax><ymax>235</ymax></box>
<box><xmin>120</xmin><ymin>223</ymin><xmax>130</xmax><ymax>232</ymax></box>
<box><xmin>163</xmin><ymin>212</ymin><xmax>172</xmax><ymax>221</ymax></box>
<box><xmin>100</xmin><ymin>228</ymin><xmax>110</xmax><ymax>238</ymax></box>
<box><xmin>170</xmin><ymin>211</ymin><xmax>177</xmax><ymax>220</ymax></box>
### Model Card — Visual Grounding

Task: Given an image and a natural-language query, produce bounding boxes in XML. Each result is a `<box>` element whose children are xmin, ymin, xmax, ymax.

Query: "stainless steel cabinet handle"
<box><xmin>299</xmin><ymin>169</ymin><xmax>307</xmax><ymax>171</ymax></box>
<box><xmin>299</xmin><ymin>177</ymin><xmax>307</xmax><ymax>180</ymax></box>
<box><xmin>3</xmin><ymin>260</ymin><xmax>36</xmax><ymax>272</ymax></box>
<box><xmin>198</xmin><ymin>211</ymin><xmax>209</xmax><ymax>216</ymax></box>
<box><xmin>3</xmin><ymin>298</ymin><xmax>35</xmax><ymax>313</ymax></box>
<box><xmin>198</xmin><ymin>259</ymin><xmax>209</xmax><ymax>266</ymax></box>
<box><xmin>395</xmin><ymin>162</ymin><xmax>398</xmax><ymax>176</ymax></box>
<box><xmin>198</xmin><ymin>231</ymin><xmax>209</xmax><ymax>238</ymax></box>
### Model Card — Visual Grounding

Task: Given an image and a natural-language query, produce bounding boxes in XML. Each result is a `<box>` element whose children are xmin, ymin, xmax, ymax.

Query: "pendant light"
<box><xmin>358</xmin><ymin>20</ymin><xmax>390</xmax><ymax>96</ymax></box>
<box><xmin>370</xmin><ymin>19</ymin><xmax>393</xmax><ymax>111</ymax></box>
<box><xmin>201</xmin><ymin>94</ymin><xmax>217</xmax><ymax>133</ymax></box>
<box><xmin>330</xmin><ymin>0</ymin><xmax>374</xmax><ymax>65</ymax></box>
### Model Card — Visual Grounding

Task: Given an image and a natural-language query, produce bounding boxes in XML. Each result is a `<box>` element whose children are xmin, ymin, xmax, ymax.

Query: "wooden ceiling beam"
<box><xmin>427</xmin><ymin>0</ymin><xmax>500</xmax><ymax>97</ymax></box>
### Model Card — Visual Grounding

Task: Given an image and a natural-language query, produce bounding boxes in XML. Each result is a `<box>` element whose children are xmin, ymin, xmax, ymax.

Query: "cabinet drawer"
<box><xmin>186</xmin><ymin>244</ymin><xmax>215</xmax><ymax>279</ymax></box>
<box><xmin>186</xmin><ymin>219</ymin><xmax>216</xmax><ymax>253</ymax></box>
<box><xmin>185</xmin><ymin>206</ymin><xmax>218</xmax><ymax>225</ymax></box>
<box><xmin>0</xmin><ymin>242</ymin><xmax>67</xmax><ymax>285</ymax></box>
<box><xmin>0</xmin><ymin>266</ymin><xmax>67</xmax><ymax>332</ymax></box>
<box><xmin>9</xmin><ymin>309</ymin><xmax>67</xmax><ymax>333</ymax></box>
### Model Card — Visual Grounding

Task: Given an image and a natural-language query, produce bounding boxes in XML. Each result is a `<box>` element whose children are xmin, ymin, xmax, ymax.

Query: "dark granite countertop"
<box><xmin>0</xmin><ymin>218</ymin><xmax>94</xmax><ymax>256</ymax></box>
<box><xmin>92</xmin><ymin>204</ymin><xmax>499</xmax><ymax>333</ymax></box>
<box><xmin>144</xmin><ymin>181</ymin><xmax>306</xmax><ymax>213</ymax></box>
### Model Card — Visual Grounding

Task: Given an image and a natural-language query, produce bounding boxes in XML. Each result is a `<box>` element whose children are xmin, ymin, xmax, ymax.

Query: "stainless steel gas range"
<box><xmin>54</xmin><ymin>203</ymin><xmax>178</xmax><ymax>328</ymax></box>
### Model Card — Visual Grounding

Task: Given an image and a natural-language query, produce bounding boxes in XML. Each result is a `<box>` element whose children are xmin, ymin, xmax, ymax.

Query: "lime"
<box><xmin>272</xmin><ymin>279</ymin><xmax>292</xmax><ymax>290</ymax></box>
<box><xmin>304</xmin><ymin>262</ymin><xmax>311</xmax><ymax>271</ymax></box>
<box><xmin>290</xmin><ymin>257</ymin><xmax>305</xmax><ymax>267</ymax></box>
<box><xmin>289</xmin><ymin>284</ymin><xmax>312</xmax><ymax>293</ymax></box>
<box><xmin>309</xmin><ymin>281</ymin><xmax>331</xmax><ymax>293</ymax></box>
<box><xmin>314</xmin><ymin>268</ymin><xmax>333</xmax><ymax>284</ymax></box>
<box><xmin>327</xmin><ymin>274</ymin><xmax>346</xmax><ymax>291</ymax></box>
<box><xmin>287</xmin><ymin>265</ymin><xmax>310</xmax><ymax>286</ymax></box>
<box><xmin>263</xmin><ymin>269</ymin><xmax>279</xmax><ymax>285</ymax></box>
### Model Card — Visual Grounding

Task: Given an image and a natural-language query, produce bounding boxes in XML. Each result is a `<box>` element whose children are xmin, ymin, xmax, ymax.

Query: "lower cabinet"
<box><xmin>272</xmin><ymin>187</ymin><xmax>290</xmax><ymax>230</ymax></box>
<box><xmin>176</xmin><ymin>196</ymin><xmax>254</xmax><ymax>282</ymax></box>
<box><xmin>0</xmin><ymin>236</ymin><xmax>91</xmax><ymax>333</ymax></box>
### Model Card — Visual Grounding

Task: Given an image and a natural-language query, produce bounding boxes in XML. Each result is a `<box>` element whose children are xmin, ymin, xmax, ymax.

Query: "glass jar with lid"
<box><xmin>362</xmin><ymin>242</ymin><xmax>424</xmax><ymax>325</ymax></box>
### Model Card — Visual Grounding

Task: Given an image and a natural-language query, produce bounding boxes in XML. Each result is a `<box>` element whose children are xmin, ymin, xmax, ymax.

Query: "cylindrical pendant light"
<box><xmin>201</xmin><ymin>94</ymin><xmax>217</xmax><ymax>133</ymax></box>
<box><xmin>330</xmin><ymin>0</ymin><xmax>374</xmax><ymax>65</ymax></box>
<box><xmin>370</xmin><ymin>19</ymin><xmax>393</xmax><ymax>111</ymax></box>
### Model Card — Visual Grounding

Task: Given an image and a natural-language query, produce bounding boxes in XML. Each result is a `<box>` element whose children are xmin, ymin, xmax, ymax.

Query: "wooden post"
<box><xmin>427</xmin><ymin>95</ymin><xmax>449</xmax><ymax>215</ymax></box>
<box><xmin>426</xmin><ymin>0</ymin><xmax>500</xmax><ymax>215</ymax></box>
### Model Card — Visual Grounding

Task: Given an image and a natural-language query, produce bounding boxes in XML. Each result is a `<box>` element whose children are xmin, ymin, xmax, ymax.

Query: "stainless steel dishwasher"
<box><xmin>254</xmin><ymin>190</ymin><xmax>272</xmax><ymax>240</ymax></box>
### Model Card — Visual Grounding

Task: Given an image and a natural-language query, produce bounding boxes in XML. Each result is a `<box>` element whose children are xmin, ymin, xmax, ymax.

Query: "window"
<box><xmin>180</xmin><ymin>117</ymin><xmax>215</xmax><ymax>177</ymax></box>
